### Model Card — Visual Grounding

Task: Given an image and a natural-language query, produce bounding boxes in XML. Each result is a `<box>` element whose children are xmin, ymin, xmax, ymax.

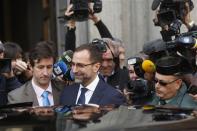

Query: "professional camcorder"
<box><xmin>68</xmin><ymin>0</ymin><xmax>102</xmax><ymax>21</ymax></box>
<box><xmin>152</xmin><ymin>0</ymin><xmax>194</xmax><ymax>41</ymax></box>
<box><xmin>127</xmin><ymin>79</ymin><xmax>154</xmax><ymax>105</ymax></box>
<box><xmin>127</xmin><ymin>79</ymin><xmax>147</xmax><ymax>94</ymax></box>
<box><xmin>143</xmin><ymin>32</ymin><xmax>197</xmax><ymax>73</ymax></box>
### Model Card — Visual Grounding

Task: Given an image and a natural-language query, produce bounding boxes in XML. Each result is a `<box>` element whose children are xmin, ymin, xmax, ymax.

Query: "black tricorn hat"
<box><xmin>156</xmin><ymin>56</ymin><xmax>182</xmax><ymax>75</ymax></box>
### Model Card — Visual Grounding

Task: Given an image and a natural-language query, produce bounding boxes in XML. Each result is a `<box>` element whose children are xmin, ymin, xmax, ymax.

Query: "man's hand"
<box><xmin>189</xmin><ymin>94</ymin><xmax>197</xmax><ymax>101</ymax></box>
<box><xmin>14</xmin><ymin>59</ymin><xmax>28</xmax><ymax>75</ymax></box>
<box><xmin>65</xmin><ymin>4</ymin><xmax>76</xmax><ymax>28</ymax></box>
<box><xmin>182</xmin><ymin>2</ymin><xmax>193</xmax><ymax>29</ymax></box>
<box><xmin>88</xmin><ymin>7</ymin><xmax>100</xmax><ymax>23</ymax></box>
<box><xmin>65</xmin><ymin>4</ymin><xmax>74</xmax><ymax>17</ymax></box>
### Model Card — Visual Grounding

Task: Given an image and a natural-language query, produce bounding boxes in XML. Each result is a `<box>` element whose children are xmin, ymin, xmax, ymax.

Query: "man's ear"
<box><xmin>93</xmin><ymin>63</ymin><xmax>101</xmax><ymax>72</ymax></box>
<box><xmin>175</xmin><ymin>79</ymin><xmax>183</xmax><ymax>90</ymax></box>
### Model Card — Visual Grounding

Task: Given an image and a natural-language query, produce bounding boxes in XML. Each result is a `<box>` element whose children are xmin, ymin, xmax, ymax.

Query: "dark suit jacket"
<box><xmin>60</xmin><ymin>79</ymin><xmax>126</xmax><ymax>106</ymax></box>
<box><xmin>8</xmin><ymin>80</ymin><xmax>61</xmax><ymax>106</ymax></box>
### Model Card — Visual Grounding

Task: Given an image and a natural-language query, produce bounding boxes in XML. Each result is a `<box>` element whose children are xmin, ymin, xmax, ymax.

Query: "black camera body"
<box><xmin>156</xmin><ymin>0</ymin><xmax>193</xmax><ymax>25</ymax></box>
<box><xmin>70</xmin><ymin>0</ymin><xmax>102</xmax><ymax>21</ymax></box>
<box><xmin>0</xmin><ymin>58</ymin><xmax>11</xmax><ymax>73</ymax></box>
<box><xmin>127</xmin><ymin>79</ymin><xmax>147</xmax><ymax>95</ymax></box>
<box><xmin>92</xmin><ymin>38</ymin><xmax>107</xmax><ymax>53</ymax></box>
<box><xmin>152</xmin><ymin>0</ymin><xmax>194</xmax><ymax>41</ymax></box>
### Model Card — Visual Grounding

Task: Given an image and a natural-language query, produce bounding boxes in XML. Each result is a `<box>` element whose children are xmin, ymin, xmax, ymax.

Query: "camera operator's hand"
<box><xmin>14</xmin><ymin>59</ymin><xmax>28</xmax><ymax>75</ymax></box>
<box><xmin>65</xmin><ymin>4</ymin><xmax>74</xmax><ymax>17</ymax></box>
<box><xmin>65</xmin><ymin>4</ymin><xmax>76</xmax><ymax>29</ymax></box>
<box><xmin>153</xmin><ymin>9</ymin><xmax>170</xmax><ymax>31</ymax></box>
<box><xmin>88</xmin><ymin>7</ymin><xmax>101</xmax><ymax>24</ymax></box>
<box><xmin>182</xmin><ymin>2</ymin><xmax>193</xmax><ymax>30</ymax></box>
<box><xmin>123</xmin><ymin>88</ymin><xmax>133</xmax><ymax>105</ymax></box>
<box><xmin>153</xmin><ymin>9</ymin><xmax>159</xmax><ymax>26</ymax></box>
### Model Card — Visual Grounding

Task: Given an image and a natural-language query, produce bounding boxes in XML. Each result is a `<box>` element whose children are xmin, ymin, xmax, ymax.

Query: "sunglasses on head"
<box><xmin>154</xmin><ymin>78</ymin><xmax>179</xmax><ymax>86</ymax></box>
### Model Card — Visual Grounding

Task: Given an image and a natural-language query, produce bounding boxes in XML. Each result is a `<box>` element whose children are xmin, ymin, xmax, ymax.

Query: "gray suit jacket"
<box><xmin>8</xmin><ymin>80</ymin><xmax>61</xmax><ymax>106</ymax></box>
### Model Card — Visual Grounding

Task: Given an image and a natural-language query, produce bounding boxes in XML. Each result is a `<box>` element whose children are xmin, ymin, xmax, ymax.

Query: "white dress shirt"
<box><xmin>76</xmin><ymin>75</ymin><xmax>99</xmax><ymax>104</ymax></box>
<box><xmin>32</xmin><ymin>79</ymin><xmax>54</xmax><ymax>106</ymax></box>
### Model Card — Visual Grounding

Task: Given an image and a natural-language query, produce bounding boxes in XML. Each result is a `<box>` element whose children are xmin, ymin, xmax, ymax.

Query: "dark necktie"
<box><xmin>160</xmin><ymin>99</ymin><xmax>166</xmax><ymax>105</ymax></box>
<box><xmin>77</xmin><ymin>88</ymin><xmax>88</xmax><ymax>105</ymax></box>
<box><xmin>42</xmin><ymin>91</ymin><xmax>50</xmax><ymax>106</ymax></box>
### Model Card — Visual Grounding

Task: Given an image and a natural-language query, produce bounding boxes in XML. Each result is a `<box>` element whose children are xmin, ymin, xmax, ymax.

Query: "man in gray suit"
<box><xmin>8</xmin><ymin>41</ymin><xmax>61</xmax><ymax>106</ymax></box>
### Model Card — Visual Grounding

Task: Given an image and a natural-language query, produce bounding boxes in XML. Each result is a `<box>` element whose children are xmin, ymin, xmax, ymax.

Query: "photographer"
<box><xmin>99</xmin><ymin>38</ymin><xmax>130</xmax><ymax>92</ymax></box>
<box><xmin>182</xmin><ymin>1</ymin><xmax>197</xmax><ymax>32</ymax></box>
<box><xmin>124</xmin><ymin>56</ymin><xmax>155</xmax><ymax>105</ymax></box>
<box><xmin>0</xmin><ymin>41</ymin><xmax>22</xmax><ymax>106</ymax></box>
<box><xmin>64</xmin><ymin>3</ymin><xmax>113</xmax><ymax>51</ymax></box>
<box><xmin>4</xmin><ymin>42</ymin><xmax>32</xmax><ymax>84</ymax></box>
<box><xmin>152</xmin><ymin>0</ymin><xmax>197</xmax><ymax>41</ymax></box>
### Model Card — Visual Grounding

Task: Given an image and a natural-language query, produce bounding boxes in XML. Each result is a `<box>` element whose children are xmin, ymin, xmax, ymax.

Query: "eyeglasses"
<box><xmin>71</xmin><ymin>62</ymin><xmax>95</xmax><ymax>68</ymax></box>
<box><xmin>154</xmin><ymin>78</ymin><xmax>179</xmax><ymax>86</ymax></box>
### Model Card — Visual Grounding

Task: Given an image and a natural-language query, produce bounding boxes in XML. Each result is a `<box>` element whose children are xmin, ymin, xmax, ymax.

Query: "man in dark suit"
<box><xmin>60</xmin><ymin>44</ymin><xmax>125</xmax><ymax>106</ymax></box>
<box><xmin>8</xmin><ymin>41</ymin><xmax>61</xmax><ymax>106</ymax></box>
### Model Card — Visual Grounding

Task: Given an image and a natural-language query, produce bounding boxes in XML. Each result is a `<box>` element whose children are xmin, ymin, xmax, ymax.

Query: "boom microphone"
<box><xmin>142</xmin><ymin>60</ymin><xmax>156</xmax><ymax>73</ymax></box>
<box><xmin>151</xmin><ymin>0</ymin><xmax>161</xmax><ymax>10</ymax></box>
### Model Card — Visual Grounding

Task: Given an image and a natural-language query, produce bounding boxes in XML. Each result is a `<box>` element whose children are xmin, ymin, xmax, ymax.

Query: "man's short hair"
<box><xmin>29</xmin><ymin>41</ymin><xmax>56</xmax><ymax>67</ymax></box>
<box><xmin>75</xmin><ymin>44</ymin><xmax>103</xmax><ymax>63</ymax></box>
<box><xmin>102</xmin><ymin>38</ymin><xmax>119</xmax><ymax>58</ymax></box>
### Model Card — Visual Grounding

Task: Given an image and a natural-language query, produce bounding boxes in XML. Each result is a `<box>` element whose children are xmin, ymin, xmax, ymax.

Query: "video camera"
<box><xmin>143</xmin><ymin>32</ymin><xmax>197</xmax><ymax>73</ymax></box>
<box><xmin>152</xmin><ymin>0</ymin><xmax>194</xmax><ymax>41</ymax></box>
<box><xmin>68</xmin><ymin>0</ymin><xmax>102</xmax><ymax>21</ymax></box>
<box><xmin>127</xmin><ymin>79</ymin><xmax>147</xmax><ymax>94</ymax></box>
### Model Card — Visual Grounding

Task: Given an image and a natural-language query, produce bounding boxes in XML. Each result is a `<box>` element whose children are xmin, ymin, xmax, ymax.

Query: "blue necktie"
<box><xmin>77</xmin><ymin>88</ymin><xmax>88</xmax><ymax>105</ymax></box>
<box><xmin>42</xmin><ymin>91</ymin><xmax>50</xmax><ymax>106</ymax></box>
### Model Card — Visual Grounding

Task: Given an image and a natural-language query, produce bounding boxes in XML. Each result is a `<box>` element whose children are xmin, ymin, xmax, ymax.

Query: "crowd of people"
<box><xmin>1</xmin><ymin>2</ymin><xmax>197</xmax><ymax>112</ymax></box>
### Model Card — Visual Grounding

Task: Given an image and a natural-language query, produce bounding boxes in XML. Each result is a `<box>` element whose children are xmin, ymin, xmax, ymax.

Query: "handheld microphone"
<box><xmin>63</xmin><ymin>69</ymin><xmax>75</xmax><ymax>81</ymax></box>
<box><xmin>151</xmin><ymin>0</ymin><xmax>161</xmax><ymax>10</ymax></box>
<box><xmin>142</xmin><ymin>60</ymin><xmax>156</xmax><ymax>73</ymax></box>
<box><xmin>53</xmin><ymin>61</ymin><xmax>68</xmax><ymax>76</ymax></box>
<box><xmin>59</xmin><ymin>50</ymin><xmax>73</xmax><ymax>65</ymax></box>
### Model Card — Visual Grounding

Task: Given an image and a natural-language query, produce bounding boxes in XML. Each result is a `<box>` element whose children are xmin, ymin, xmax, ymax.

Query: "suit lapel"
<box><xmin>51</xmin><ymin>82</ymin><xmax>61</xmax><ymax>105</ymax></box>
<box><xmin>71</xmin><ymin>84</ymin><xmax>80</xmax><ymax>105</ymax></box>
<box><xmin>24</xmin><ymin>82</ymin><xmax>39</xmax><ymax>106</ymax></box>
<box><xmin>89</xmin><ymin>80</ymin><xmax>105</xmax><ymax>104</ymax></box>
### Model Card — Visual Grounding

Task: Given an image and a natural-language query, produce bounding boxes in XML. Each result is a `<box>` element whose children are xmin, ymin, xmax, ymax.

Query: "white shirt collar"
<box><xmin>32</xmin><ymin>78</ymin><xmax>52</xmax><ymax>98</ymax></box>
<box><xmin>80</xmin><ymin>75</ymin><xmax>99</xmax><ymax>92</ymax></box>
